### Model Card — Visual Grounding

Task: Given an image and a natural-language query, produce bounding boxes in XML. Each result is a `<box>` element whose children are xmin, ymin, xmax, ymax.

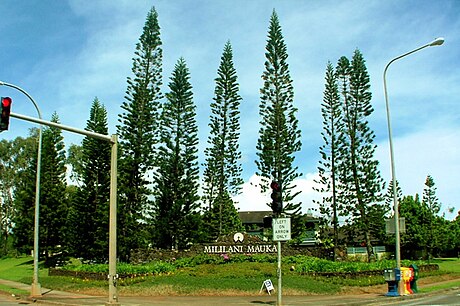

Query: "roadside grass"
<box><xmin>1</xmin><ymin>256</ymin><xmax>459</xmax><ymax>297</ymax></box>
<box><xmin>0</xmin><ymin>256</ymin><xmax>48</xmax><ymax>284</ymax></box>
<box><xmin>432</xmin><ymin>258</ymin><xmax>460</xmax><ymax>273</ymax></box>
<box><xmin>0</xmin><ymin>256</ymin><xmax>34</xmax><ymax>282</ymax></box>
<box><xmin>40</xmin><ymin>276</ymin><xmax>107</xmax><ymax>294</ymax></box>
<box><xmin>419</xmin><ymin>279</ymin><xmax>460</xmax><ymax>293</ymax></box>
<box><xmin>139</xmin><ymin>262</ymin><xmax>341</xmax><ymax>295</ymax></box>
<box><xmin>80</xmin><ymin>262</ymin><xmax>339</xmax><ymax>295</ymax></box>
<box><xmin>0</xmin><ymin>256</ymin><xmax>341</xmax><ymax>296</ymax></box>
<box><xmin>0</xmin><ymin>256</ymin><xmax>46</xmax><ymax>296</ymax></box>
<box><xmin>0</xmin><ymin>284</ymin><xmax>29</xmax><ymax>296</ymax></box>
<box><xmin>416</xmin><ymin>258</ymin><xmax>460</xmax><ymax>282</ymax></box>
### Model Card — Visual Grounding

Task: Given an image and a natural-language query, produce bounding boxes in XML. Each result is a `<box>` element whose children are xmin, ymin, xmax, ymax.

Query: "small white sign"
<box><xmin>272</xmin><ymin>218</ymin><xmax>291</xmax><ymax>241</ymax></box>
<box><xmin>260</xmin><ymin>279</ymin><xmax>275</xmax><ymax>295</ymax></box>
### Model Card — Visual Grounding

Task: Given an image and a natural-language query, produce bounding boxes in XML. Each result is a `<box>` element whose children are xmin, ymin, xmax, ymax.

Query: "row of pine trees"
<box><xmin>1</xmin><ymin>7</ymin><xmax>457</xmax><ymax>263</ymax></box>
<box><xmin>3</xmin><ymin>8</ymin><xmax>303</xmax><ymax>262</ymax></box>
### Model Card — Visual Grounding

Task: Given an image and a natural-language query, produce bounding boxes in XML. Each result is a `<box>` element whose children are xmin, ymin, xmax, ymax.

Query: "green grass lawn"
<box><xmin>0</xmin><ymin>256</ymin><xmax>341</xmax><ymax>296</ymax></box>
<box><xmin>143</xmin><ymin>262</ymin><xmax>341</xmax><ymax>295</ymax></box>
<box><xmin>432</xmin><ymin>258</ymin><xmax>460</xmax><ymax>273</ymax></box>
<box><xmin>407</xmin><ymin>258</ymin><xmax>460</xmax><ymax>294</ymax></box>
<box><xmin>0</xmin><ymin>256</ymin><xmax>31</xmax><ymax>281</ymax></box>
<box><xmin>0</xmin><ymin>284</ymin><xmax>29</xmax><ymax>296</ymax></box>
<box><xmin>0</xmin><ymin>256</ymin><xmax>41</xmax><ymax>296</ymax></box>
<box><xmin>1</xmin><ymin>256</ymin><xmax>459</xmax><ymax>297</ymax></box>
<box><xmin>0</xmin><ymin>256</ymin><xmax>48</xmax><ymax>283</ymax></box>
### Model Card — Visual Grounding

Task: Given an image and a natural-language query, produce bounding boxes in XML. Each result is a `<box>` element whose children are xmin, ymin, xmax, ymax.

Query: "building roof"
<box><xmin>238</xmin><ymin>211</ymin><xmax>272</xmax><ymax>224</ymax></box>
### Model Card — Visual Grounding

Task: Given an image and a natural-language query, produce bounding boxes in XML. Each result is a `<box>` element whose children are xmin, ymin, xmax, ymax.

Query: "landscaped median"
<box><xmin>1</xmin><ymin>255</ymin><xmax>459</xmax><ymax>297</ymax></box>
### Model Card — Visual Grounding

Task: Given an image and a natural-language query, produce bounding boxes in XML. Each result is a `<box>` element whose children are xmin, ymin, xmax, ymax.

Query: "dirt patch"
<box><xmin>70</xmin><ymin>287</ymin><xmax>107</xmax><ymax>296</ymax></box>
<box><xmin>341</xmin><ymin>284</ymin><xmax>387</xmax><ymax>295</ymax></box>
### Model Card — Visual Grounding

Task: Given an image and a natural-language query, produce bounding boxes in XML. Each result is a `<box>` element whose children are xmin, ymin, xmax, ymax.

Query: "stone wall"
<box><xmin>130</xmin><ymin>233</ymin><xmax>330</xmax><ymax>263</ymax></box>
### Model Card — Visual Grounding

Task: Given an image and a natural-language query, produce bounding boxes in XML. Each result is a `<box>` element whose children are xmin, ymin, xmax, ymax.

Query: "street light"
<box><xmin>383</xmin><ymin>37</ymin><xmax>444</xmax><ymax>295</ymax></box>
<box><xmin>0</xmin><ymin>81</ymin><xmax>43</xmax><ymax>297</ymax></box>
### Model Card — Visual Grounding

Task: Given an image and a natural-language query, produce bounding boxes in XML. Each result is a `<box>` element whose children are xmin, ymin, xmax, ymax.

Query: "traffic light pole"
<box><xmin>277</xmin><ymin>238</ymin><xmax>282</xmax><ymax>306</ymax></box>
<box><xmin>270</xmin><ymin>180</ymin><xmax>283</xmax><ymax>306</ymax></box>
<box><xmin>9</xmin><ymin>111</ymin><xmax>120</xmax><ymax>305</ymax></box>
<box><xmin>0</xmin><ymin>81</ymin><xmax>43</xmax><ymax>297</ymax></box>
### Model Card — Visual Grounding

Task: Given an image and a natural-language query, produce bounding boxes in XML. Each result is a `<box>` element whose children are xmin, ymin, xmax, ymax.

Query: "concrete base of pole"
<box><xmin>397</xmin><ymin>279</ymin><xmax>405</xmax><ymax>296</ymax></box>
<box><xmin>30</xmin><ymin>282</ymin><xmax>42</xmax><ymax>297</ymax></box>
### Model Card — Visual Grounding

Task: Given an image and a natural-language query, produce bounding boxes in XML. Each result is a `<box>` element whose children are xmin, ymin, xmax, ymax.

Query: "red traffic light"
<box><xmin>270</xmin><ymin>180</ymin><xmax>281</xmax><ymax>191</ymax></box>
<box><xmin>0</xmin><ymin>97</ymin><xmax>12</xmax><ymax>132</ymax></box>
<box><xmin>1</xmin><ymin>97</ymin><xmax>11</xmax><ymax>108</ymax></box>
<box><xmin>270</xmin><ymin>181</ymin><xmax>282</xmax><ymax>215</ymax></box>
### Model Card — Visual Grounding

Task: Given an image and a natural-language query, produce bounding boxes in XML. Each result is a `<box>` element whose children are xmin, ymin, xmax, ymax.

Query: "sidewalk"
<box><xmin>0</xmin><ymin>278</ymin><xmax>456</xmax><ymax>306</ymax></box>
<box><xmin>0</xmin><ymin>278</ymin><xmax>382</xmax><ymax>305</ymax></box>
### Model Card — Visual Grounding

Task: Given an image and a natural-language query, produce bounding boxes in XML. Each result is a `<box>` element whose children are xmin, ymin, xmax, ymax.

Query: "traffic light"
<box><xmin>0</xmin><ymin>97</ymin><xmax>12</xmax><ymax>132</ymax></box>
<box><xmin>263</xmin><ymin>216</ymin><xmax>273</xmax><ymax>228</ymax></box>
<box><xmin>270</xmin><ymin>180</ymin><xmax>282</xmax><ymax>215</ymax></box>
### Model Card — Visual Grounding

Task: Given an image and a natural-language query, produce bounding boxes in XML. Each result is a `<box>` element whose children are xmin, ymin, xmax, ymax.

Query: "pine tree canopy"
<box><xmin>202</xmin><ymin>41</ymin><xmax>244</xmax><ymax>238</ymax></box>
<box><xmin>66</xmin><ymin>98</ymin><xmax>111</xmax><ymax>260</ymax></box>
<box><xmin>256</xmin><ymin>10</ymin><xmax>302</xmax><ymax>220</ymax></box>
<box><xmin>152</xmin><ymin>58</ymin><xmax>200</xmax><ymax>249</ymax></box>
<box><xmin>116</xmin><ymin>6</ymin><xmax>163</xmax><ymax>259</ymax></box>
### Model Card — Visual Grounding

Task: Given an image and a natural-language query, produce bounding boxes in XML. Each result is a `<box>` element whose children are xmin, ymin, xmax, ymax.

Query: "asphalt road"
<box><xmin>0</xmin><ymin>293</ymin><xmax>31</xmax><ymax>305</ymax></box>
<box><xmin>0</xmin><ymin>278</ymin><xmax>458</xmax><ymax>306</ymax></box>
<box><xmin>369</xmin><ymin>287</ymin><xmax>460</xmax><ymax>306</ymax></box>
<box><xmin>0</xmin><ymin>293</ymin><xmax>457</xmax><ymax>306</ymax></box>
<box><xmin>378</xmin><ymin>288</ymin><xmax>460</xmax><ymax>305</ymax></box>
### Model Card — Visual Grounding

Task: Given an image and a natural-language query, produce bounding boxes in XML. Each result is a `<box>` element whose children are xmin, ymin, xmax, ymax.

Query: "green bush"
<box><xmin>61</xmin><ymin>260</ymin><xmax>176</xmax><ymax>275</ymax></box>
<box><xmin>294</xmin><ymin>257</ymin><xmax>426</xmax><ymax>273</ymax></box>
<box><xmin>60</xmin><ymin>255</ymin><xmax>428</xmax><ymax>276</ymax></box>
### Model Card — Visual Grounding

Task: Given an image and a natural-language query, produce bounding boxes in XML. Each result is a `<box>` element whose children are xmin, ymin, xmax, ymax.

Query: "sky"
<box><xmin>1</xmin><ymin>0</ymin><xmax>459</xmax><ymax>219</ymax></box>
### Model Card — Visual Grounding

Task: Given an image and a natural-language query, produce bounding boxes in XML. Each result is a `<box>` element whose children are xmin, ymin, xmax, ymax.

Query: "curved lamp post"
<box><xmin>0</xmin><ymin>81</ymin><xmax>43</xmax><ymax>297</ymax></box>
<box><xmin>383</xmin><ymin>37</ymin><xmax>444</xmax><ymax>295</ymax></box>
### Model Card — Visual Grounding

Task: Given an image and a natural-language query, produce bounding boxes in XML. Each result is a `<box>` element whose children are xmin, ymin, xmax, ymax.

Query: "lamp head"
<box><xmin>430</xmin><ymin>37</ymin><xmax>445</xmax><ymax>46</ymax></box>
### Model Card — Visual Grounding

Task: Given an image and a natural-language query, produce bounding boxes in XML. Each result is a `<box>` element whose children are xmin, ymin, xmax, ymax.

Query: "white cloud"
<box><xmin>376</xmin><ymin>126</ymin><xmax>460</xmax><ymax>219</ymax></box>
<box><xmin>233</xmin><ymin>174</ymin><xmax>269</xmax><ymax>212</ymax></box>
<box><xmin>2</xmin><ymin>0</ymin><xmax>459</xmax><ymax>216</ymax></box>
<box><xmin>293</xmin><ymin>172</ymin><xmax>323</xmax><ymax>214</ymax></box>
<box><xmin>234</xmin><ymin>172</ymin><xmax>321</xmax><ymax>214</ymax></box>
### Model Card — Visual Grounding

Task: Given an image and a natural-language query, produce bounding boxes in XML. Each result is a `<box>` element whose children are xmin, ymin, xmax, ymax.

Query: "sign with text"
<box><xmin>385</xmin><ymin>217</ymin><xmax>406</xmax><ymax>234</ymax></box>
<box><xmin>272</xmin><ymin>218</ymin><xmax>291</xmax><ymax>241</ymax></box>
<box><xmin>260</xmin><ymin>279</ymin><xmax>275</xmax><ymax>295</ymax></box>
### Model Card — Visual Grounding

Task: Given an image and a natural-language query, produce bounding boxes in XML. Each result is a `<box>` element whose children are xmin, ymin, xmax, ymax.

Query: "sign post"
<box><xmin>272</xmin><ymin>218</ymin><xmax>291</xmax><ymax>306</ymax></box>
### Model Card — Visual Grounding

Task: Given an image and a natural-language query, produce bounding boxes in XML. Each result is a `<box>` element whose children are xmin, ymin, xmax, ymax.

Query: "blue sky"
<box><xmin>1</xmin><ymin>0</ymin><xmax>459</xmax><ymax>218</ymax></box>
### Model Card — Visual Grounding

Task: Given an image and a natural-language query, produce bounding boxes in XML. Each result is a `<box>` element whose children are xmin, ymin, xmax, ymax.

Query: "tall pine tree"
<box><xmin>422</xmin><ymin>175</ymin><xmax>441</xmax><ymax>259</ymax></box>
<box><xmin>337</xmin><ymin>50</ymin><xmax>385</xmax><ymax>261</ymax></box>
<box><xmin>152</xmin><ymin>58</ymin><xmax>200</xmax><ymax>250</ymax></box>
<box><xmin>40</xmin><ymin>113</ymin><xmax>67</xmax><ymax>260</ymax></box>
<box><xmin>0</xmin><ymin>139</ymin><xmax>18</xmax><ymax>255</ymax></box>
<box><xmin>256</xmin><ymin>10</ymin><xmax>302</xmax><ymax>235</ymax></box>
<box><xmin>117</xmin><ymin>7</ymin><xmax>163</xmax><ymax>259</ymax></box>
<box><xmin>202</xmin><ymin>41</ymin><xmax>243</xmax><ymax>239</ymax></box>
<box><xmin>12</xmin><ymin>130</ymin><xmax>39</xmax><ymax>254</ymax></box>
<box><xmin>66</xmin><ymin>98</ymin><xmax>110</xmax><ymax>260</ymax></box>
<box><xmin>314</xmin><ymin>62</ymin><xmax>344</xmax><ymax>259</ymax></box>
<box><xmin>1</xmin><ymin>135</ymin><xmax>37</xmax><ymax>255</ymax></box>
<box><xmin>384</xmin><ymin>179</ymin><xmax>402</xmax><ymax>208</ymax></box>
